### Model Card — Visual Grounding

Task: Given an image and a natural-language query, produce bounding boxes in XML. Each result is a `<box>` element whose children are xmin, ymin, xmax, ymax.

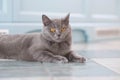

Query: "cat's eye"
<box><xmin>61</xmin><ymin>27</ymin><xmax>66</xmax><ymax>32</ymax></box>
<box><xmin>50</xmin><ymin>28</ymin><xmax>56</xmax><ymax>32</ymax></box>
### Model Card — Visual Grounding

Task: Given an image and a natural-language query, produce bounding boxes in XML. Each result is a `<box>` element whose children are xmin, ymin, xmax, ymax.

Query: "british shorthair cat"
<box><xmin>0</xmin><ymin>14</ymin><xmax>86</xmax><ymax>63</ymax></box>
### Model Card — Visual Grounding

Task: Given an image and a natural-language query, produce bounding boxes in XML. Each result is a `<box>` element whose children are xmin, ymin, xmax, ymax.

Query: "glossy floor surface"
<box><xmin>0</xmin><ymin>40</ymin><xmax>120</xmax><ymax>80</ymax></box>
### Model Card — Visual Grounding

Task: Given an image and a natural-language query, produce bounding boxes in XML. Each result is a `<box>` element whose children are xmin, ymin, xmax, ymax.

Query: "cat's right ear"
<box><xmin>42</xmin><ymin>15</ymin><xmax>52</xmax><ymax>26</ymax></box>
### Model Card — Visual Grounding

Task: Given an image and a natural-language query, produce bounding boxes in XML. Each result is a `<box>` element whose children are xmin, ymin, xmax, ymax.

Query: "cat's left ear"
<box><xmin>62</xmin><ymin>13</ymin><xmax>70</xmax><ymax>25</ymax></box>
<box><xmin>42</xmin><ymin>15</ymin><xmax>52</xmax><ymax>26</ymax></box>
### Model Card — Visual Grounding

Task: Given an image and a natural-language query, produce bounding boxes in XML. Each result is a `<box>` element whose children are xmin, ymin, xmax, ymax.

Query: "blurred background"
<box><xmin>0</xmin><ymin>0</ymin><xmax>120</xmax><ymax>44</ymax></box>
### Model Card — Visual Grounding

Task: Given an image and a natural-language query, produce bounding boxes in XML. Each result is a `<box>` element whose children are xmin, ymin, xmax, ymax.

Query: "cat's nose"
<box><xmin>57</xmin><ymin>34</ymin><xmax>61</xmax><ymax>37</ymax></box>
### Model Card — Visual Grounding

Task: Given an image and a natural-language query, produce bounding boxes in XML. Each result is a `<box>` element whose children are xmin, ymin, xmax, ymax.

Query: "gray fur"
<box><xmin>0</xmin><ymin>14</ymin><xmax>86</xmax><ymax>63</ymax></box>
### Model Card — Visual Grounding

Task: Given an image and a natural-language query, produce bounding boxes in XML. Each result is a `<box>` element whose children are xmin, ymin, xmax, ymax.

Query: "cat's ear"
<box><xmin>42</xmin><ymin>15</ymin><xmax>52</xmax><ymax>26</ymax></box>
<box><xmin>63</xmin><ymin>13</ymin><xmax>70</xmax><ymax>25</ymax></box>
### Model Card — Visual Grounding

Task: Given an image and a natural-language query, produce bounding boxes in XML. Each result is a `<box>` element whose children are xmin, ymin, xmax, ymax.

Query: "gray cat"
<box><xmin>0</xmin><ymin>14</ymin><xmax>86</xmax><ymax>63</ymax></box>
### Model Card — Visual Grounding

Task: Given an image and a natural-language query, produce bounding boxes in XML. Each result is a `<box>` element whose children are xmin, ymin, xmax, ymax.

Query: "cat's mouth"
<box><xmin>56</xmin><ymin>37</ymin><xmax>60</xmax><ymax>40</ymax></box>
<box><xmin>52</xmin><ymin>35</ymin><xmax>65</xmax><ymax>42</ymax></box>
<box><xmin>54</xmin><ymin>37</ymin><xmax>63</xmax><ymax>42</ymax></box>
<box><xmin>54</xmin><ymin>36</ymin><xmax>61</xmax><ymax>40</ymax></box>
<box><xmin>55</xmin><ymin>40</ymin><xmax>62</xmax><ymax>42</ymax></box>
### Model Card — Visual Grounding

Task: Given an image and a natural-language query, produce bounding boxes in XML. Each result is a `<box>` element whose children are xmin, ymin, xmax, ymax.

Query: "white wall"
<box><xmin>0</xmin><ymin>0</ymin><xmax>120</xmax><ymax>42</ymax></box>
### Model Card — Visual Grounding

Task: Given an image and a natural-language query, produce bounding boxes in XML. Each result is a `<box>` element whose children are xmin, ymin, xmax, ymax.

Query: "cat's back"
<box><xmin>0</xmin><ymin>34</ymin><xmax>24</xmax><ymax>42</ymax></box>
<box><xmin>0</xmin><ymin>33</ymin><xmax>41</xmax><ymax>48</ymax></box>
<box><xmin>0</xmin><ymin>34</ymin><xmax>31</xmax><ymax>43</ymax></box>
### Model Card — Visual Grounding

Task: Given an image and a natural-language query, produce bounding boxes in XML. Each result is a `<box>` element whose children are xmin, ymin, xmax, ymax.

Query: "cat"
<box><xmin>0</xmin><ymin>14</ymin><xmax>86</xmax><ymax>63</ymax></box>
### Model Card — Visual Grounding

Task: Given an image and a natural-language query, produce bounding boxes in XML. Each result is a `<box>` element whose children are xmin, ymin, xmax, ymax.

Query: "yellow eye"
<box><xmin>50</xmin><ymin>28</ymin><xmax>56</xmax><ymax>32</ymax></box>
<box><xmin>61</xmin><ymin>27</ymin><xmax>66</xmax><ymax>32</ymax></box>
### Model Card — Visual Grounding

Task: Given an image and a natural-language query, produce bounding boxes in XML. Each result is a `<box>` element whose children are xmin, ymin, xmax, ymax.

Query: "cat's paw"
<box><xmin>52</xmin><ymin>55</ymin><xmax>68</xmax><ymax>63</ymax></box>
<box><xmin>72</xmin><ymin>57</ymin><xmax>86</xmax><ymax>63</ymax></box>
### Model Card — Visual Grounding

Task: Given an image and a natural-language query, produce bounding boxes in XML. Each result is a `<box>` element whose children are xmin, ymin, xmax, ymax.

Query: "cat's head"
<box><xmin>42</xmin><ymin>14</ymin><xmax>71</xmax><ymax>42</ymax></box>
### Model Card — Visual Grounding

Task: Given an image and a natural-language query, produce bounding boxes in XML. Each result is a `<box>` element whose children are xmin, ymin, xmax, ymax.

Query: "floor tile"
<box><xmin>78</xmin><ymin>50</ymin><xmax>120</xmax><ymax>58</ymax></box>
<box><xmin>0</xmin><ymin>61</ymin><xmax>50</xmax><ymax>78</ymax></box>
<box><xmin>53</xmin><ymin>76</ymin><xmax>120</xmax><ymax>80</ymax></box>
<box><xmin>0</xmin><ymin>77</ymin><xmax>51</xmax><ymax>80</ymax></box>
<box><xmin>92</xmin><ymin>58</ymin><xmax>120</xmax><ymax>74</ymax></box>
<box><xmin>0</xmin><ymin>60</ymin><xmax>118</xmax><ymax>79</ymax></box>
<box><xmin>44</xmin><ymin>60</ymin><xmax>118</xmax><ymax>77</ymax></box>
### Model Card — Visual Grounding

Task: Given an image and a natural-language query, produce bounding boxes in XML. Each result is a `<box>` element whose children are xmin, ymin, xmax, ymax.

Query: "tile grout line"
<box><xmin>92</xmin><ymin>58</ymin><xmax>120</xmax><ymax>75</ymax></box>
<box><xmin>43</xmin><ymin>64</ymin><xmax>54</xmax><ymax>80</ymax></box>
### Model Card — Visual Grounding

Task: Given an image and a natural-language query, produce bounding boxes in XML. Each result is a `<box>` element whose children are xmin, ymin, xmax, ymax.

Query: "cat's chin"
<box><xmin>54</xmin><ymin>39</ymin><xmax>63</xmax><ymax>43</ymax></box>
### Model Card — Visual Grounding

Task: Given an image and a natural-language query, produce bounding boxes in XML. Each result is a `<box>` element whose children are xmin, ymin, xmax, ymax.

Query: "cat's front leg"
<box><xmin>65</xmin><ymin>51</ymin><xmax>86</xmax><ymax>63</ymax></box>
<box><xmin>30</xmin><ymin>50</ymin><xmax>68</xmax><ymax>63</ymax></box>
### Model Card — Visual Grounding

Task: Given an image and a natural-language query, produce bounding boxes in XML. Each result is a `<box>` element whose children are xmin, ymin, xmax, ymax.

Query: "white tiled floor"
<box><xmin>0</xmin><ymin>77</ymin><xmax>51</xmax><ymax>80</ymax></box>
<box><xmin>53</xmin><ymin>77</ymin><xmax>120</xmax><ymax>80</ymax></box>
<box><xmin>92</xmin><ymin>58</ymin><xmax>120</xmax><ymax>74</ymax></box>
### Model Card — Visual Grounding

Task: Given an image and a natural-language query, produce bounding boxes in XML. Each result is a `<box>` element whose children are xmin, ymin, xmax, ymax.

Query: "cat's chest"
<box><xmin>47</xmin><ymin>41</ymin><xmax>71</xmax><ymax>55</ymax></box>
